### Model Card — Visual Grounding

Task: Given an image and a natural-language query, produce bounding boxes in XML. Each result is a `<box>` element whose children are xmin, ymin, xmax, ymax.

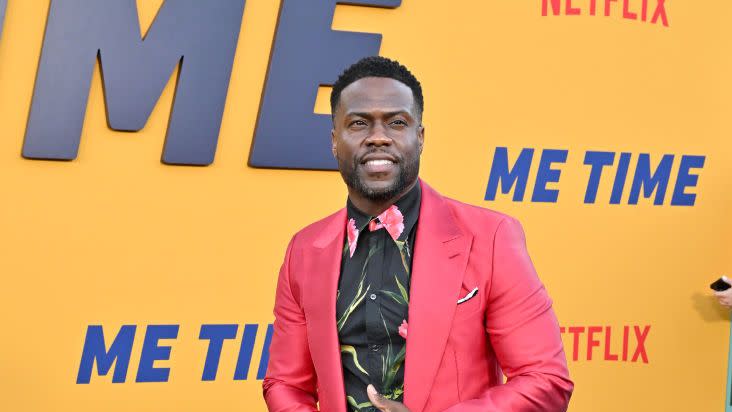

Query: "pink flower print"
<box><xmin>370</xmin><ymin>205</ymin><xmax>405</xmax><ymax>240</ymax></box>
<box><xmin>346</xmin><ymin>218</ymin><xmax>359</xmax><ymax>258</ymax></box>
<box><xmin>398</xmin><ymin>319</ymin><xmax>408</xmax><ymax>339</ymax></box>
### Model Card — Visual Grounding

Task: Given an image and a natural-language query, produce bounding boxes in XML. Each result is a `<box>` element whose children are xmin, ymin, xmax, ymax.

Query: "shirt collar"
<box><xmin>345</xmin><ymin>182</ymin><xmax>421</xmax><ymax>257</ymax></box>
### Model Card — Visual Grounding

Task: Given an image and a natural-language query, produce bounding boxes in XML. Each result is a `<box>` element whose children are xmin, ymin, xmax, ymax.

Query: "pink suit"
<box><xmin>263</xmin><ymin>179</ymin><xmax>573</xmax><ymax>412</ymax></box>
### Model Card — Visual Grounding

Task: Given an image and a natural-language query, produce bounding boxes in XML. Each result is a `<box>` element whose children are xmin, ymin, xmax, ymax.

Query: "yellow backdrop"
<box><xmin>0</xmin><ymin>0</ymin><xmax>730</xmax><ymax>411</ymax></box>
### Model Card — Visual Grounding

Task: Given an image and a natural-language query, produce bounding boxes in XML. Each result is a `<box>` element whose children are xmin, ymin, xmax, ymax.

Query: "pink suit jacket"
<box><xmin>263</xmin><ymin>179</ymin><xmax>573</xmax><ymax>412</ymax></box>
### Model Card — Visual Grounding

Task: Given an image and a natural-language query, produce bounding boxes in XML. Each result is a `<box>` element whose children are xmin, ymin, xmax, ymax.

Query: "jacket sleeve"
<box><xmin>443</xmin><ymin>217</ymin><xmax>574</xmax><ymax>412</ymax></box>
<box><xmin>262</xmin><ymin>235</ymin><xmax>319</xmax><ymax>412</ymax></box>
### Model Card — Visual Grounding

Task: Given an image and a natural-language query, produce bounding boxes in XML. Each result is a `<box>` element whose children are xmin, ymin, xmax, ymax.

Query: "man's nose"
<box><xmin>365</xmin><ymin>123</ymin><xmax>392</xmax><ymax>146</ymax></box>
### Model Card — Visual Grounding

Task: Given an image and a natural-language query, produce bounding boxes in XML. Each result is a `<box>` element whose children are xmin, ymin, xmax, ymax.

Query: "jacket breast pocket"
<box><xmin>452</xmin><ymin>284</ymin><xmax>483</xmax><ymax>322</ymax></box>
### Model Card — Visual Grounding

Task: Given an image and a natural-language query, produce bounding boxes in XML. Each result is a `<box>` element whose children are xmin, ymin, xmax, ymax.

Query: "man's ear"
<box><xmin>418</xmin><ymin>125</ymin><xmax>425</xmax><ymax>154</ymax></box>
<box><xmin>331</xmin><ymin>129</ymin><xmax>337</xmax><ymax>158</ymax></box>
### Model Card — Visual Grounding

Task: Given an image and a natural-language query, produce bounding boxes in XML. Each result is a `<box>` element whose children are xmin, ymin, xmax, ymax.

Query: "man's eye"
<box><xmin>391</xmin><ymin>120</ymin><xmax>407</xmax><ymax>126</ymax></box>
<box><xmin>350</xmin><ymin>120</ymin><xmax>367</xmax><ymax>127</ymax></box>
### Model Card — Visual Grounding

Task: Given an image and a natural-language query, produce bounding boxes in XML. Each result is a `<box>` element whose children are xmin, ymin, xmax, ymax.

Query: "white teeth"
<box><xmin>365</xmin><ymin>159</ymin><xmax>394</xmax><ymax>166</ymax></box>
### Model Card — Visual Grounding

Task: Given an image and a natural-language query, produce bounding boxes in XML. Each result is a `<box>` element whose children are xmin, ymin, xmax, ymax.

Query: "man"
<box><xmin>262</xmin><ymin>56</ymin><xmax>573</xmax><ymax>412</ymax></box>
<box><xmin>715</xmin><ymin>276</ymin><xmax>732</xmax><ymax>308</ymax></box>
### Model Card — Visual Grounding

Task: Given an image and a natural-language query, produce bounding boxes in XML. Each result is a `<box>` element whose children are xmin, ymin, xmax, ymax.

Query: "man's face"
<box><xmin>331</xmin><ymin>77</ymin><xmax>424</xmax><ymax>202</ymax></box>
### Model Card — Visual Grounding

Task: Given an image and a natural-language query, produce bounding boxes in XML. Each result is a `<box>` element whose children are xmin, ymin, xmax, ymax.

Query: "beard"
<box><xmin>338</xmin><ymin>151</ymin><xmax>420</xmax><ymax>202</ymax></box>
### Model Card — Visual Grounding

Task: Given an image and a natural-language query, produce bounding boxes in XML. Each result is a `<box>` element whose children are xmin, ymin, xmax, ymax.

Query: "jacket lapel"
<box><xmin>306</xmin><ymin>208</ymin><xmax>347</xmax><ymax>412</ymax></box>
<box><xmin>404</xmin><ymin>180</ymin><xmax>473</xmax><ymax>412</ymax></box>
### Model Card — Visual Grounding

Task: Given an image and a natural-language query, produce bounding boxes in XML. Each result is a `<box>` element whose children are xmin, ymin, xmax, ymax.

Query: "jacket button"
<box><xmin>370</xmin><ymin>293</ymin><xmax>377</xmax><ymax>300</ymax></box>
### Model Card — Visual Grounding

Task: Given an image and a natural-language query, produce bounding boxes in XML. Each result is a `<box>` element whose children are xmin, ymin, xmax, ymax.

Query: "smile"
<box><xmin>361</xmin><ymin>158</ymin><xmax>396</xmax><ymax>174</ymax></box>
<box><xmin>364</xmin><ymin>159</ymin><xmax>394</xmax><ymax>166</ymax></box>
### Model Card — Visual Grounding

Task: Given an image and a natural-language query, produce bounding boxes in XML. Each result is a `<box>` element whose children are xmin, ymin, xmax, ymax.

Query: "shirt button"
<box><xmin>370</xmin><ymin>344</ymin><xmax>380</xmax><ymax>352</ymax></box>
<box><xmin>370</xmin><ymin>293</ymin><xmax>377</xmax><ymax>300</ymax></box>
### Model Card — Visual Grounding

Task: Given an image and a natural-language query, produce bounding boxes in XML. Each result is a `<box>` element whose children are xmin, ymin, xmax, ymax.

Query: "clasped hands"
<box><xmin>366</xmin><ymin>384</ymin><xmax>411</xmax><ymax>412</ymax></box>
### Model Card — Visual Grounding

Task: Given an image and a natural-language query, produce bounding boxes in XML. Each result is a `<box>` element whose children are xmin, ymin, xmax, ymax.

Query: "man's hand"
<box><xmin>714</xmin><ymin>276</ymin><xmax>732</xmax><ymax>308</ymax></box>
<box><xmin>366</xmin><ymin>385</ymin><xmax>411</xmax><ymax>412</ymax></box>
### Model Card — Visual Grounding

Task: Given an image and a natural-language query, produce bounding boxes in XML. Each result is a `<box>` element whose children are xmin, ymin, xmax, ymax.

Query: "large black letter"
<box><xmin>23</xmin><ymin>0</ymin><xmax>246</xmax><ymax>165</ymax></box>
<box><xmin>249</xmin><ymin>0</ymin><xmax>402</xmax><ymax>170</ymax></box>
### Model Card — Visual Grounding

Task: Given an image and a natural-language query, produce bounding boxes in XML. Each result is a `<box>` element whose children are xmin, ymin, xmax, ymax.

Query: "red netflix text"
<box><xmin>559</xmin><ymin>325</ymin><xmax>650</xmax><ymax>363</ymax></box>
<box><xmin>541</xmin><ymin>0</ymin><xmax>669</xmax><ymax>27</ymax></box>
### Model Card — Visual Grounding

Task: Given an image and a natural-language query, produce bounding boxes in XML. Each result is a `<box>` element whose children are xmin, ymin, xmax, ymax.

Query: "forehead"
<box><xmin>338</xmin><ymin>77</ymin><xmax>415</xmax><ymax>114</ymax></box>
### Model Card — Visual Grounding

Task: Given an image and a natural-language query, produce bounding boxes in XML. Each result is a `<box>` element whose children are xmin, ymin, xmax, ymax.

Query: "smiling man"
<box><xmin>262</xmin><ymin>56</ymin><xmax>573</xmax><ymax>412</ymax></box>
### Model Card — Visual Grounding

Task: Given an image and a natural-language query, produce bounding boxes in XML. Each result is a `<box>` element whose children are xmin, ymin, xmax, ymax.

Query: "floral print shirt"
<box><xmin>336</xmin><ymin>183</ymin><xmax>421</xmax><ymax>412</ymax></box>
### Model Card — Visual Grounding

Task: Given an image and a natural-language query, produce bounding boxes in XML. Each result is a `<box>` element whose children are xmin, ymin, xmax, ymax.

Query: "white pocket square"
<box><xmin>457</xmin><ymin>287</ymin><xmax>479</xmax><ymax>304</ymax></box>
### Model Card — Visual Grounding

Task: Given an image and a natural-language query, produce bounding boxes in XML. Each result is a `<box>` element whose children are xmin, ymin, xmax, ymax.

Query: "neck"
<box><xmin>347</xmin><ymin>179</ymin><xmax>418</xmax><ymax>217</ymax></box>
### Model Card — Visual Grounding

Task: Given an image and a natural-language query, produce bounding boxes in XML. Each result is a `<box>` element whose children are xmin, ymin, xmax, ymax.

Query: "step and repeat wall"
<box><xmin>1</xmin><ymin>1</ymin><xmax>730</xmax><ymax>411</ymax></box>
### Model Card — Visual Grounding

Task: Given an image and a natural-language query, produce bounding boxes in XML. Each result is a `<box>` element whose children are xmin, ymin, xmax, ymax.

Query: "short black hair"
<box><xmin>330</xmin><ymin>56</ymin><xmax>424</xmax><ymax>120</ymax></box>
